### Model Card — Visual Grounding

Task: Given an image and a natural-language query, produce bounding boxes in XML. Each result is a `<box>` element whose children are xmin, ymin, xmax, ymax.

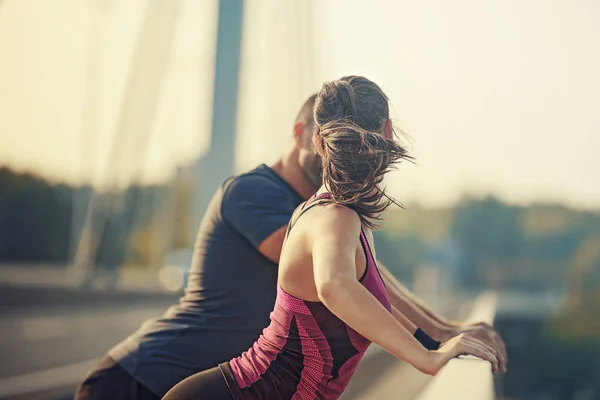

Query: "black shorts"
<box><xmin>162</xmin><ymin>362</ymin><xmax>237</xmax><ymax>400</ymax></box>
<box><xmin>74</xmin><ymin>355</ymin><xmax>159</xmax><ymax>400</ymax></box>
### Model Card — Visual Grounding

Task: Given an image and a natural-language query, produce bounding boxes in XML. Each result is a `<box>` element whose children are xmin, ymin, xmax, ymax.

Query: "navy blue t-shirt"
<box><xmin>108</xmin><ymin>165</ymin><xmax>304</xmax><ymax>396</ymax></box>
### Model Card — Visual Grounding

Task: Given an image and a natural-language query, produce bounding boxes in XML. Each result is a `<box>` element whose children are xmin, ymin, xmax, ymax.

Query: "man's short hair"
<box><xmin>295</xmin><ymin>94</ymin><xmax>318</xmax><ymax>128</ymax></box>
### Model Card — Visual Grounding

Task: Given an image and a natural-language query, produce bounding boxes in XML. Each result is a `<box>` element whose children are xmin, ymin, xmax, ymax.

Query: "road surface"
<box><xmin>0</xmin><ymin>277</ymin><xmax>176</xmax><ymax>400</ymax></box>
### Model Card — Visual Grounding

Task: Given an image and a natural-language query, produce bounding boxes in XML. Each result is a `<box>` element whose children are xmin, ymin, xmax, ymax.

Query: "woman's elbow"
<box><xmin>316</xmin><ymin>279</ymin><xmax>346</xmax><ymax>304</ymax></box>
<box><xmin>416</xmin><ymin>351</ymin><xmax>440</xmax><ymax>376</ymax></box>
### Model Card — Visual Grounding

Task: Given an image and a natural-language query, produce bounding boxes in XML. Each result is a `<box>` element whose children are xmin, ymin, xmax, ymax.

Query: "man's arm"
<box><xmin>221</xmin><ymin>174</ymin><xmax>298</xmax><ymax>264</ymax></box>
<box><xmin>378</xmin><ymin>262</ymin><xmax>450</xmax><ymax>339</ymax></box>
<box><xmin>378</xmin><ymin>261</ymin><xmax>508</xmax><ymax>371</ymax></box>
<box><xmin>257</xmin><ymin>225</ymin><xmax>288</xmax><ymax>263</ymax></box>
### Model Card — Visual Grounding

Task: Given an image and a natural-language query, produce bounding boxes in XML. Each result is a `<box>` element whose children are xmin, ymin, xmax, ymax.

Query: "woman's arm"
<box><xmin>311</xmin><ymin>207</ymin><xmax>499</xmax><ymax>375</ymax></box>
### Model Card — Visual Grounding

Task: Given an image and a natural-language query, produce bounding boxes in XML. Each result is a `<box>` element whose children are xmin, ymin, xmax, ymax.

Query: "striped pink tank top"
<box><xmin>226</xmin><ymin>194</ymin><xmax>391</xmax><ymax>399</ymax></box>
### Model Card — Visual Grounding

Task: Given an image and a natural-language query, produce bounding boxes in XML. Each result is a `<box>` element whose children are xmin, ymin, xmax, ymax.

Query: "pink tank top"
<box><xmin>227</xmin><ymin>193</ymin><xmax>391</xmax><ymax>399</ymax></box>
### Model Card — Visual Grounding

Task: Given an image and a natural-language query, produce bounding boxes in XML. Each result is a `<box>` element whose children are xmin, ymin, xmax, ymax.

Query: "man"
<box><xmin>75</xmin><ymin>95</ymin><xmax>506</xmax><ymax>400</ymax></box>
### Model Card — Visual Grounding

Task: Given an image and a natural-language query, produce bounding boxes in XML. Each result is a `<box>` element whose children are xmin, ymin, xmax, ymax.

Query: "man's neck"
<box><xmin>270</xmin><ymin>156</ymin><xmax>317</xmax><ymax>200</ymax></box>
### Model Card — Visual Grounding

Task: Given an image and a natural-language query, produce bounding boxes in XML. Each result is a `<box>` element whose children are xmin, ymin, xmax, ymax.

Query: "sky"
<box><xmin>0</xmin><ymin>0</ymin><xmax>599</xmax><ymax>208</ymax></box>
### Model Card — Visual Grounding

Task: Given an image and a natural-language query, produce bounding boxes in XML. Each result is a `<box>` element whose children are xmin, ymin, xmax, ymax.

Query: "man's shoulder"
<box><xmin>233</xmin><ymin>166</ymin><xmax>280</xmax><ymax>187</ymax></box>
<box><xmin>224</xmin><ymin>165</ymin><xmax>292</xmax><ymax>201</ymax></box>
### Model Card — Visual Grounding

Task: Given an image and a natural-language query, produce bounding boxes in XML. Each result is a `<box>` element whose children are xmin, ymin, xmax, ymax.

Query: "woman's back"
<box><xmin>227</xmin><ymin>193</ymin><xmax>391</xmax><ymax>399</ymax></box>
<box><xmin>278</xmin><ymin>193</ymin><xmax>374</xmax><ymax>301</ymax></box>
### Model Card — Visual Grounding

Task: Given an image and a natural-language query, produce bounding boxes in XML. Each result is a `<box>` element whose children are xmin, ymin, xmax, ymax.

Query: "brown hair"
<box><xmin>313</xmin><ymin>76</ymin><xmax>412</xmax><ymax>229</ymax></box>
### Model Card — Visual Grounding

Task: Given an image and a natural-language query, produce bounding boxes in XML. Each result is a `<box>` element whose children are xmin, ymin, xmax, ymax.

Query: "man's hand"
<box><xmin>374</xmin><ymin>261</ymin><xmax>508</xmax><ymax>372</ymax></box>
<box><xmin>441</xmin><ymin>322</ymin><xmax>508</xmax><ymax>373</ymax></box>
<box><xmin>432</xmin><ymin>332</ymin><xmax>500</xmax><ymax>375</ymax></box>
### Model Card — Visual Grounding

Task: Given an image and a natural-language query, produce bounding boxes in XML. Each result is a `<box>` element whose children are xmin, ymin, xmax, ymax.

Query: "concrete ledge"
<box><xmin>416</xmin><ymin>291</ymin><xmax>498</xmax><ymax>400</ymax></box>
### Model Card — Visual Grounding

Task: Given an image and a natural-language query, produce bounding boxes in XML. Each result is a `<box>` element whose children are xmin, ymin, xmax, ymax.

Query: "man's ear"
<box><xmin>293</xmin><ymin>122</ymin><xmax>304</xmax><ymax>149</ymax></box>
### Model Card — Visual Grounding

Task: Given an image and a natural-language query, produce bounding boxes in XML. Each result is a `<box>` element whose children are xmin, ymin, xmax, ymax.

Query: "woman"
<box><xmin>163</xmin><ymin>76</ymin><xmax>499</xmax><ymax>400</ymax></box>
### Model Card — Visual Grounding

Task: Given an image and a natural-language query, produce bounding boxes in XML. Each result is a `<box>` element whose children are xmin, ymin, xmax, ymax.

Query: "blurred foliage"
<box><xmin>373</xmin><ymin>230</ymin><xmax>425</xmax><ymax>284</ymax></box>
<box><xmin>0</xmin><ymin>167</ymin><xmax>170</xmax><ymax>267</ymax></box>
<box><xmin>451</xmin><ymin>196</ymin><xmax>524</xmax><ymax>262</ymax></box>
<box><xmin>381</xmin><ymin>195</ymin><xmax>600</xmax><ymax>292</ymax></box>
<box><xmin>0</xmin><ymin>167</ymin><xmax>76</xmax><ymax>262</ymax></box>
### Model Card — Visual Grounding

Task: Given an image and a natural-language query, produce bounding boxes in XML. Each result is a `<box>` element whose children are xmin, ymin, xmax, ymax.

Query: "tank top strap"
<box><xmin>285</xmin><ymin>193</ymin><xmax>332</xmax><ymax>239</ymax></box>
<box><xmin>358</xmin><ymin>230</ymin><xmax>372</xmax><ymax>262</ymax></box>
<box><xmin>306</xmin><ymin>192</ymin><xmax>332</xmax><ymax>206</ymax></box>
<box><xmin>358</xmin><ymin>228</ymin><xmax>385</xmax><ymax>285</ymax></box>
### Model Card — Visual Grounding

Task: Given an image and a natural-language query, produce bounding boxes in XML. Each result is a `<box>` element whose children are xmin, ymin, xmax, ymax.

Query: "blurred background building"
<box><xmin>0</xmin><ymin>0</ymin><xmax>599</xmax><ymax>399</ymax></box>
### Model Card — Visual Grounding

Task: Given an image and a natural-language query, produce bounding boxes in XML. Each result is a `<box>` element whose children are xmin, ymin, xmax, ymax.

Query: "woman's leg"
<box><xmin>162</xmin><ymin>365</ymin><xmax>233</xmax><ymax>400</ymax></box>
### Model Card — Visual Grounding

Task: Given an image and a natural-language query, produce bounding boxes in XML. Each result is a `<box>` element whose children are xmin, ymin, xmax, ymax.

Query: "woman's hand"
<box><xmin>428</xmin><ymin>333</ymin><xmax>500</xmax><ymax>375</ymax></box>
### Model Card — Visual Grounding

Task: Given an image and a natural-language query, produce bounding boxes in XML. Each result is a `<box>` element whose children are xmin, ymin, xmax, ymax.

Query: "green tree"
<box><xmin>450</xmin><ymin>196</ymin><xmax>524</xmax><ymax>285</ymax></box>
<box><xmin>451</xmin><ymin>196</ymin><xmax>523</xmax><ymax>260</ymax></box>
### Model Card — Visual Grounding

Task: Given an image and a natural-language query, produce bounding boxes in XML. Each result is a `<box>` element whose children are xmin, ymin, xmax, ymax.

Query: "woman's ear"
<box><xmin>383</xmin><ymin>119</ymin><xmax>393</xmax><ymax>140</ymax></box>
<box><xmin>313</xmin><ymin>133</ymin><xmax>324</xmax><ymax>156</ymax></box>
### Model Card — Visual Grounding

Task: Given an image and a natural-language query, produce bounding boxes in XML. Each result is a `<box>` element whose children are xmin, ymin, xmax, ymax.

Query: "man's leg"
<box><xmin>74</xmin><ymin>355</ymin><xmax>159</xmax><ymax>400</ymax></box>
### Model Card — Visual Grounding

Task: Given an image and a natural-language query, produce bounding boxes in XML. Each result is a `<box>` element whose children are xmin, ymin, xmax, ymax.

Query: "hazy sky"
<box><xmin>0</xmin><ymin>0</ymin><xmax>599</xmax><ymax>208</ymax></box>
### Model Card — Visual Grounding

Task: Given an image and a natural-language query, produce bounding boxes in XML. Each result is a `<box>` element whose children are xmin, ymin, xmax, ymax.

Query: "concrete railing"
<box><xmin>416</xmin><ymin>291</ymin><xmax>498</xmax><ymax>400</ymax></box>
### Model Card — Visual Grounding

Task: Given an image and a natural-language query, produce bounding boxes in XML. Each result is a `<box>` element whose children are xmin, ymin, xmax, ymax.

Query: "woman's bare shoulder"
<box><xmin>309</xmin><ymin>203</ymin><xmax>362</xmax><ymax>237</ymax></box>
